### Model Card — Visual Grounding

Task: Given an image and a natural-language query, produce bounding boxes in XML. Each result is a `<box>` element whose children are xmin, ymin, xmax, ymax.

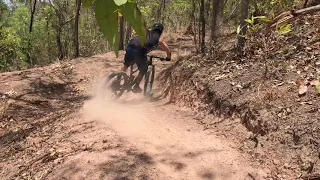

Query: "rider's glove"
<box><xmin>165</xmin><ymin>57</ymin><xmax>171</xmax><ymax>61</ymax></box>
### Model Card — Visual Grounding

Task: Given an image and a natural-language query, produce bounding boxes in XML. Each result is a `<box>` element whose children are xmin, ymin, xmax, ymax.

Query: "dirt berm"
<box><xmin>159</xmin><ymin>13</ymin><xmax>320</xmax><ymax>178</ymax></box>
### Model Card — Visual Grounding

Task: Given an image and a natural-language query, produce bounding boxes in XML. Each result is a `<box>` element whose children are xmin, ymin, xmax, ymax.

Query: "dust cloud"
<box><xmin>79</xmin><ymin>80</ymin><xmax>267</xmax><ymax>180</ymax></box>
<box><xmin>81</xmin><ymin>80</ymin><xmax>151</xmax><ymax>139</ymax></box>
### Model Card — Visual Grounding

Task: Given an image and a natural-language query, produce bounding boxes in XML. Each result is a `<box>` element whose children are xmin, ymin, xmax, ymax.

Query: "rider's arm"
<box><xmin>158</xmin><ymin>36</ymin><xmax>171</xmax><ymax>59</ymax></box>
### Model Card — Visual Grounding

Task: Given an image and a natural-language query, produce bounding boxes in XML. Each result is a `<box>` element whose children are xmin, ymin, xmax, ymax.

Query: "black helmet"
<box><xmin>151</xmin><ymin>23</ymin><xmax>164</xmax><ymax>33</ymax></box>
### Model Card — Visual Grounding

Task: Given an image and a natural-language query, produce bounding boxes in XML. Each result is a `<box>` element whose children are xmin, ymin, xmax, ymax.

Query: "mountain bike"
<box><xmin>104</xmin><ymin>55</ymin><xmax>169</xmax><ymax>99</ymax></box>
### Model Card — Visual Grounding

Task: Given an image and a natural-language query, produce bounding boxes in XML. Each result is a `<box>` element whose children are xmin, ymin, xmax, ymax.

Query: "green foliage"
<box><xmin>236</xmin><ymin>25</ymin><xmax>241</xmax><ymax>35</ymax></box>
<box><xmin>7</xmin><ymin>6</ymin><xmax>29</xmax><ymax>37</ymax></box>
<box><xmin>79</xmin><ymin>8</ymin><xmax>108</xmax><ymax>55</ymax></box>
<box><xmin>0</xmin><ymin>0</ymin><xmax>9</xmax><ymax>26</ymax></box>
<box><xmin>119</xmin><ymin>1</ymin><xmax>146</xmax><ymax>44</ymax></box>
<box><xmin>163</xmin><ymin>0</ymin><xmax>192</xmax><ymax>31</ymax></box>
<box><xmin>237</xmin><ymin>15</ymin><xmax>270</xmax><ymax>37</ymax></box>
<box><xmin>135</xmin><ymin>0</ymin><xmax>158</xmax><ymax>22</ymax></box>
<box><xmin>114</xmin><ymin>0</ymin><xmax>128</xmax><ymax>6</ymax></box>
<box><xmin>254</xmin><ymin>0</ymin><xmax>296</xmax><ymax>13</ymax></box>
<box><xmin>276</xmin><ymin>23</ymin><xmax>292</xmax><ymax>35</ymax></box>
<box><xmin>85</xmin><ymin>0</ymin><xmax>147</xmax><ymax>57</ymax></box>
<box><xmin>0</xmin><ymin>28</ymin><xmax>20</xmax><ymax>71</ymax></box>
<box><xmin>0</xmin><ymin>0</ymin><xmax>112</xmax><ymax>72</ymax></box>
<box><xmin>95</xmin><ymin>0</ymin><xmax>120</xmax><ymax>56</ymax></box>
<box><xmin>83</xmin><ymin>0</ymin><xmax>94</xmax><ymax>8</ymax></box>
<box><xmin>0</xmin><ymin>0</ymin><xmax>306</xmax><ymax>72</ymax></box>
<box><xmin>245</xmin><ymin>16</ymin><xmax>270</xmax><ymax>25</ymax></box>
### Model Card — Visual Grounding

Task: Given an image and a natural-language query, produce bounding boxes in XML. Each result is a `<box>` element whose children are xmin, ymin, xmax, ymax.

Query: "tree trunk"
<box><xmin>211</xmin><ymin>0</ymin><xmax>218</xmax><ymax>41</ymax></box>
<box><xmin>198</xmin><ymin>0</ymin><xmax>201</xmax><ymax>53</ymax></box>
<box><xmin>211</xmin><ymin>0</ymin><xmax>224</xmax><ymax>41</ymax></box>
<box><xmin>217</xmin><ymin>0</ymin><xmax>225</xmax><ymax>32</ymax></box>
<box><xmin>193</xmin><ymin>0</ymin><xmax>198</xmax><ymax>52</ymax></box>
<box><xmin>73</xmin><ymin>0</ymin><xmax>81</xmax><ymax>58</ymax></box>
<box><xmin>119</xmin><ymin>16</ymin><xmax>125</xmax><ymax>50</ymax></box>
<box><xmin>200</xmin><ymin>0</ymin><xmax>205</xmax><ymax>53</ymax></box>
<box><xmin>156</xmin><ymin>0</ymin><xmax>163</xmax><ymax>22</ymax></box>
<box><xmin>236</xmin><ymin>0</ymin><xmax>249</xmax><ymax>51</ymax></box>
<box><xmin>25</xmin><ymin>0</ymin><xmax>37</xmax><ymax>67</ymax></box>
<box><xmin>29</xmin><ymin>0</ymin><xmax>37</xmax><ymax>33</ymax></box>
<box><xmin>185</xmin><ymin>0</ymin><xmax>196</xmax><ymax>35</ymax></box>
<box><xmin>55</xmin><ymin>14</ymin><xmax>64</xmax><ymax>60</ymax></box>
<box><xmin>161</xmin><ymin>0</ymin><xmax>166</xmax><ymax>24</ymax></box>
<box><xmin>48</xmin><ymin>0</ymin><xmax>65</xmax><ymax>60</ymax></box>
<box><xmin>205</xmin><ymin>0</ymin><xmax>211</xmax><ymax>24</ymax></box>
<box><xmin>185</xmin><ymin>23</ymin><xmax>193</xmax><ymax>35</ymax></box>
<box><xmin>46</xmin><ymin>16</ymin><xmax>51</xmax><ymax>63</ymax></box>
<box><xmin>125</xmin><ymin>23</ymin><xmax>131</xmax><ymax>45</ymax></box>
<box><xmin>56</xmin><ymin>25</ymin><xmax>63</xmax><ymax>60</ymax></box>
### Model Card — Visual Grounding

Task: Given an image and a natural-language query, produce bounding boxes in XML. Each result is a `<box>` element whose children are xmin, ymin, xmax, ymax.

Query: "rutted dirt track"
<box><xmin>1</xmin><ymin>38</ymin><xmax>266</xmax><ymax>179</ymax></box>
<box><xmin>77</xmin><ymin>94</ymin><xmax>265</xmax><ymax>179</ymax></box>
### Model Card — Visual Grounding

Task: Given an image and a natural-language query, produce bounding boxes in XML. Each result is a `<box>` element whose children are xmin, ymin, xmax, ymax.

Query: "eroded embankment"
<box><xmin>159</xmin><ymin>13</ymin><xmax>320</xmax><ymax>178</ymax></box>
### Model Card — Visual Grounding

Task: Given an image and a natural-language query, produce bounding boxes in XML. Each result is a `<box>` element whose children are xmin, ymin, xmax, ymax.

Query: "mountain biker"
<box><xmin>122</xmin><ymin>23</ymin><xmax>172</xmax><ymax>93</ymax></box>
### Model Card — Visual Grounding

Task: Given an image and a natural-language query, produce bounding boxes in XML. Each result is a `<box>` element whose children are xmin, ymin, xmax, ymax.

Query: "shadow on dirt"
<box><xmin>0</xmin><ymin>126</ymin><xmax>36</xmax><ymax>147</ymax></box>
<box><xmin>0</xmin><ymin>78</ymin><xmax>91</xmax><ymax>160</ymax></box>
<box><xmin>114</xmin><ymin>94</ymin><xmax>166</xmax><ymax>105</ymax></box>
<box><xmin>46</xmin><ymin>133</ymin><xmax>157</xmax><ymax>179</ymax></box>
<box><xmin>199</xmin><ymin>171</ymin><xmax>215</xmax><ymax>180</ymax></box>
<box><xmin>1</xmin><ymin>78</ymin><xmax>90</xmax><ymax>122</ymax></box>
<box><xmin>49</xmin><ymin>141</ymin><xmax>217</xmax><ymax>180</ymax></box>
<box><xmin>99</xmin><ymin>150</ymin><xmax>154</xmax><ymax>180</ymax></box>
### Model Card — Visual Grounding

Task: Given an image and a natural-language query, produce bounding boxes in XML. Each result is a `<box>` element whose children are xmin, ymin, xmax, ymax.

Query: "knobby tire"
<box><xmin>105</xmin><ymin>71</ymin><xmax>128</xmax><ymax>99</ymax></box>
<box><xmin>143</xmin><ymin>65</ymin><xmax>155</xmax><ymax>97</ymax></box>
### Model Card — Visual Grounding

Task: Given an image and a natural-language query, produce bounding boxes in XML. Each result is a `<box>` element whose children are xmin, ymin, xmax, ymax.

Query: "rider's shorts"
<box><xmin>124</xmin><ymin>45</ymin><xmax>147</xmax><ymax>74</ymax></box>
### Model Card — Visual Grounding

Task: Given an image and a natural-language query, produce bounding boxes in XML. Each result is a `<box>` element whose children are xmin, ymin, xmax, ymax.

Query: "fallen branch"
<box><xmin>292</xmin><ymin>4</ymin><xmax>320</xmax><ymax>16</ymax></box>
<box><xmin>301</xmin><ymin>173</ymin><xmax>320</xmax><ymax>180</ymax></box>
<box><xmin>16</xmin><ymin>153</ymin><xmax>51</xmax><ymax>176</ymax></box>
<box><xmin>270</xmin><ymin>11</ymin><xmax>294</xmax><ymax>28</ymax></box>
<box><xmin>270</xmin><ymin>4</ymin><xmax>320</xmax><ymax>27</ymax></box>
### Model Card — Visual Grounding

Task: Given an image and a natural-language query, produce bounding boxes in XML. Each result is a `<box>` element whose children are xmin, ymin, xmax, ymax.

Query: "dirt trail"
<box><xmin>76</xmin><ymin>93</ymin><xmax>265</xmax><ymax>180</ymax></box>
<box><xmin>1</xmin><ymin>36</ymin><xmax>266</xmax><ymax>179</ymax></box>
<box><xmin>46</xmin><ymin>57</ymin><xmax>265</xmax><ymax>179</ymax></box>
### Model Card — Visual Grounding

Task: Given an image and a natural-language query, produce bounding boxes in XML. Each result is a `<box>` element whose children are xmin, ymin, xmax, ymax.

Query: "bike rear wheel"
<box><xmin>104</xmin><ymin>71</ymin><xmax>129</xmax><ymax>99</ymax></box>
<box><xmin>143</xmin><ymin>65</ymin><xmax>155</xmax><ymax>97</ymax></box>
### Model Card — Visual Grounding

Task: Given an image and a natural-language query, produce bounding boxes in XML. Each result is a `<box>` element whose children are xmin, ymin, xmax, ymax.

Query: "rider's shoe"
<box><xmin>132</xmin><ymin>85</ymin><xmax>143</xmax><ymax>93</ymax></box>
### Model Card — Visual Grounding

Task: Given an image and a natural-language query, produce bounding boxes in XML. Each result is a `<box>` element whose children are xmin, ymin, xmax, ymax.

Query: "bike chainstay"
<box><xmin>127</xmin><ymin>64</ymin><xmax>138</xmax><ymax>91</ymax></box>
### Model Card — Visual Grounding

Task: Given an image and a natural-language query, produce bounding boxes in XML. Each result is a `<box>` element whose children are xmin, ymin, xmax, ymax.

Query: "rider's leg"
<box><xmin>132</xmin><ymin>56</ymin><xmax>147</xmax><ymax>93</ymax></box>
<box><xmin>133</xmin><ymin>72</ymin><xmax>144</xmax><ymax>85</ymax></box>
<box><xmin>132</xmin><ymin>72</ymin><xmax>144</xmax><ymax>93</ymax></box>
<box><xmin>123</xmin><ymin>45</ymin><xmax>134</xmax><ymax>72</ymax></box>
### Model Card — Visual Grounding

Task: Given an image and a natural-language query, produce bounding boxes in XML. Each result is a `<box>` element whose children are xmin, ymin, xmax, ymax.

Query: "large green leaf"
<box><xmin>254</xmin><ymin>16</ymin><xmax>270</xmax><ymax>22</ymax></box>
<box><xmin>114</xmin><ymin>0</ymin><xmax>127</xmax><ymax>6</ymax></box>
<box><xmin>83</xmin><ymin>0</ymin><xmax>147</xmax><ymax>57</ymax></box>
<box><xmin>119</xmin><ymin>1</ymin><xmax>147</xmax><ymax>45</ymax></box>
<box><xmin>95</xmin><ymin>0</ymin><xmax>120</xmax><ymax>56</ymax></box>
<box><xmin>83</xmin><ymin>0</ymin><xmax>94</xmax><ymax>8</ymax></box>
<box><xmin>244</xmin><ymin>18</ymin><xmax>253</xmax><ymax>25</ymax></box>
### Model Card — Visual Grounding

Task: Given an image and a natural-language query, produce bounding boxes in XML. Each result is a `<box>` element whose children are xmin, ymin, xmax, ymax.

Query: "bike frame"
<box><xmin>126</xmin><ymin>55</ymin><xmax>163</xmax><ymax>92</ymax></box>
<box><xmin>105</xmin><ymin>54</ymin><xmax>167</xmax><ymax>98</ymax></box>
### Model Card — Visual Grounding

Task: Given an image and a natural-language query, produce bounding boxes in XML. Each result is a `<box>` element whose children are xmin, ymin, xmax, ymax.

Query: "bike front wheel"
<box><xmin>143</xmin><ymin>65</ymin><xmax>155</xmax><ymax>97</ymax></box>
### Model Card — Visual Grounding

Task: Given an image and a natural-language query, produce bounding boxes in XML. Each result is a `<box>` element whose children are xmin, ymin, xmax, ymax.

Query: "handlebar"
<box><xmin>147</xmin><ymin>55</ymin><xmax>170</xmax><ymax>61</ymax></box>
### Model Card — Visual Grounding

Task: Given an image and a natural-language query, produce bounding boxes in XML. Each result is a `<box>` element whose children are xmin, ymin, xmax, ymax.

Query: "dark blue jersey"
<box><xmin>128</xmin><ymin>30</ymin><xmax>161</xmax><ymax>54</ymax></box>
